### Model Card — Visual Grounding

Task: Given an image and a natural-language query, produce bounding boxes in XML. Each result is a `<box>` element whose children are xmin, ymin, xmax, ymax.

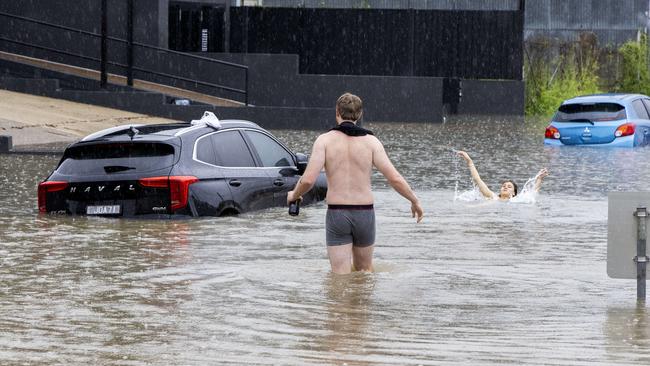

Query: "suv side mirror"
<box><xmin>295</xmin><ymin>153</ymin><xmax>308</xmax><ymax>175</ymax></box>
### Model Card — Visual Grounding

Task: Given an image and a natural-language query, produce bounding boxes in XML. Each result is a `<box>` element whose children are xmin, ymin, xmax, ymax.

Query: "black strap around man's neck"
<box><xmin>330</xmin><ymin>121</ymin><xmax>374</xmax><ymax>136</ymax></box>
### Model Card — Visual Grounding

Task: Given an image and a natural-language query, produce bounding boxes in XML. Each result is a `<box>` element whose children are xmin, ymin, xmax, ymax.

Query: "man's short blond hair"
<box><xmin>336</xmin><ymin>93</ymin><xmax>363</xmax><ymax>121</ymax></box>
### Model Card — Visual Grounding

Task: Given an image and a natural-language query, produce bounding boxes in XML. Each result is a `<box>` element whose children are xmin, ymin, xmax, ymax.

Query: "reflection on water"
<box><xmin>2</xmin><ymin>119</ymin><xmax>650</xmax><ymax>364</ymax></box>
<box><xmin>313</xmin><ymin>273</ymin><xmax>375</xmax><ymax>365</ymax></box>
<box><xmin>606</xmin><ymin>305</ymin><xmax>650</xmax><ymax>364</ymax></box>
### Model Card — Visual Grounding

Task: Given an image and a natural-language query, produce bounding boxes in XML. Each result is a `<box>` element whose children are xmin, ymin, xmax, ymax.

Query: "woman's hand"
<box><xmin>534</xmin><ymin>168</ymin><xmax>549</xmax><ymax>192</ymax></box>
<box><xmin>457</xmin><ymin>150</ymin><xmax>472</xmax><ymax>165</ymax></box>
<box><xmin>537</xmin><ymin>168</ymin><xmax>549</xmax><ymax>179</ymax></box>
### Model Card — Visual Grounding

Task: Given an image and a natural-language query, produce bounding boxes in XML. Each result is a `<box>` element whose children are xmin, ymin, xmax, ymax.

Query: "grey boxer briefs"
<box><xmin>325</xmin><ymin>204</ymin><xmax>375</xmax><ymax>247</ymax></box>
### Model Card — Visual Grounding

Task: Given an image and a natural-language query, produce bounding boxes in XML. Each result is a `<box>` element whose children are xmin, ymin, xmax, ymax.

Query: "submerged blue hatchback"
<box><xmin>544</xmin><ymin>93</ymin><xmax>650</xmax><ymax>147</ymax></box>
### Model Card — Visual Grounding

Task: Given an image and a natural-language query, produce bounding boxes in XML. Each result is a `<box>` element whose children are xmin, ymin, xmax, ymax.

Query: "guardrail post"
<box><xmin>634</xmin><ymin>207</ymin><xmax>648</xmax><ymax>302</ymax></box>
<box><xmin>244</xmin><ymin>68</ymin><xmax>249</xmax><ymax>106</ymax></box>
<box><xmin>127</xmin><ymin>0</ymin><xmax>134</xmax><ymax>86</ymax></box>
<box><xmin>100</xmin><ymin>0</ymin><xmax>108</xmax><ymax>88</ymax></box>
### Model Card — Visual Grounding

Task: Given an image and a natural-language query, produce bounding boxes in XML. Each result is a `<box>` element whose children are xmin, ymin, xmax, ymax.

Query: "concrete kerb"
<box><xmin>0</xmin><ymin>135</ymin><xmax>65</xmax><ymax>155</ymax></box>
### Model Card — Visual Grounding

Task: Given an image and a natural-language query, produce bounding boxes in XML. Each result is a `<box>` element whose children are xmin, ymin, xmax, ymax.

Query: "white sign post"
<box><xmin>608</xmin><ymin>192</ymin><xmax>650</xmax><ymax>302</ymax></box>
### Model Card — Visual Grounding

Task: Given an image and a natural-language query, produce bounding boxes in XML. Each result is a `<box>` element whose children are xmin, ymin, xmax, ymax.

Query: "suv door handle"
<box><xmin>229</xmin><ymin>179</ymin><xmax>242</xmax><ymax>187</ymax></box>
<box><xmin>273</xmin><ymin>179</ymin><xmax>285</xmax><ymax>186</ymax></box>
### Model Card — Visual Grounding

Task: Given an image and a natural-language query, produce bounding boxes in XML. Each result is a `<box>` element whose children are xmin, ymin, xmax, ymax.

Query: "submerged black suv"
<box><xmin>38</xmin><ymin>112</ymin><xmax>327</xmax><ymax>217</ymax></box>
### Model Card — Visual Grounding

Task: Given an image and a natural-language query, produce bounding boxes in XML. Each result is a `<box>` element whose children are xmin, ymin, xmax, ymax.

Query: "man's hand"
<box><xmin>287</xmin><ymin>190</ymin><xmax>300</xmax><ymax>205</ymax></box>
<box><xmin>411</xmin><ymin>201</ymin><xmax>424</xmax><ymax>223</ymax></box>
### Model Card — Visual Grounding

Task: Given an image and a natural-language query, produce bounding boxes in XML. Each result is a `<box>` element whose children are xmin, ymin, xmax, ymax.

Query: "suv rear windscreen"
<box><xmin>554</xmin><ymin>103</ymin><xmax>626</xmax><ymax>122</ymax></box>
<box><xmin>57</xmin><ymin>142</ymin><xmax>176</xmax><ymax>175</ymax></box>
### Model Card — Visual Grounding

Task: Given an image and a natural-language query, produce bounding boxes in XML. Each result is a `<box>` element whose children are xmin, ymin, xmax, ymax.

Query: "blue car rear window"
<box><xmin>554</xmin><ymin>103</ymin><xmax>626</xmax><ymax>122</ymax></box>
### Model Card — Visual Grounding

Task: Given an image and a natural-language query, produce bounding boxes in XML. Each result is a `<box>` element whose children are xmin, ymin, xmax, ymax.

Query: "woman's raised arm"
<box><xmin>457</xmin><ymin>151</ymin><xmax>494</xmax><ymax>199</ymax></box>
<box><xmin>534</xmin><ymin>168</ymin><xmax>549</xmax><ymax>192</ymax></box>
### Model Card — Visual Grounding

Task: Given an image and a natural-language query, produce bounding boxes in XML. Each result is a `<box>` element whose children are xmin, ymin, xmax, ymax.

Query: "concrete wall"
<box><xmin>458</xmin><ymin>80</ymin><xmax>525</xmax><ymax>116</ymax></box>
<box><xmin>192</xmin><ymin>53</ymin><xmax>442</xmax><ymax>122</ymax></box>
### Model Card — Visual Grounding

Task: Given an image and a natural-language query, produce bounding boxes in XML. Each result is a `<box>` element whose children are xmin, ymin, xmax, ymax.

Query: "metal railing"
<box><xmin>0</xmin><ymin>11</ymin><xmax>249</xmax><ymax>105</ymax></box>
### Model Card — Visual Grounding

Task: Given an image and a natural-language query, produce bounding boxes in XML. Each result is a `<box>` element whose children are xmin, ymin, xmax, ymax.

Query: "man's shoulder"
<box><xmin>317</xmin><ymin>130</ymin><xmax>343</xmax><ymax>142</ymax></box>
<box><xmin>363</xmin><ymin>133</ymin><xmax>382</xmax><ymax>147</ymax></box>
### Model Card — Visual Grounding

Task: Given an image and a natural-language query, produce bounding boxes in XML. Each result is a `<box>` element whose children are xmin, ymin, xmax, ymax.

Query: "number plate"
<box><xmin>86</xmin><ymin>205</ymin><xmax>121</xmax><ymax>215</ymax></box>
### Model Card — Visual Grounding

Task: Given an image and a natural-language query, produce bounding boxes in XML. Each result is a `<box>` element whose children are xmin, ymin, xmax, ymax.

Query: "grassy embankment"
<box><xmin>524</xmin><ymin>34</ymin><xmax>650</xmax><ymax>119</ymax></box>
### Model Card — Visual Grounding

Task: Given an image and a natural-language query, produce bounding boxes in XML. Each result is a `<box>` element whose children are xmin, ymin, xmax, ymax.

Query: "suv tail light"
<box><xmin>139</xmin><ymin>176</ymin><xmax>199</xmax><ymax>212</ymax></box>
<box><xmin>545</xmin><ymin>125</ymin><xmax>560</xmax><ymax>139</ymax></box>
<box><xmin>615</xmin><ymin>123</ymin><xmax>636</xmax><ymax>137</ymax></box>
<box><xmin>38</xmin><ymin>181</ymin><xmax>68</xmax><ymax>213</ymax></box>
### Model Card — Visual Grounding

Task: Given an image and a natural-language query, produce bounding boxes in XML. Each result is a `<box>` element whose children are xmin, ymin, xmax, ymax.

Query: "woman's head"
<box><xmin>499</xmin><ymin>180</ymin><xmax>518</xmax><ymax>199</ymax></box>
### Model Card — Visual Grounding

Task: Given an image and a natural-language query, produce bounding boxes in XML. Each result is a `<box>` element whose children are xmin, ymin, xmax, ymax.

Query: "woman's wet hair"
<box><xmin>502</xmin><ymin>180</ymin><xmax>518</xmax><ymax>196</ymax></box>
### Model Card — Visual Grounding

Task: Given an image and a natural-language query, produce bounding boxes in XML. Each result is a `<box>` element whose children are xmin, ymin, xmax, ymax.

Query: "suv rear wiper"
<box><xmin>104</xmin><ymin>165</ymin><xmax>136</xmax><ymax>173</ymax></box>
<box><xmin>566</xmin><ymin>118</ymin><xmax>594</xmax><ymax>125</ymax></box>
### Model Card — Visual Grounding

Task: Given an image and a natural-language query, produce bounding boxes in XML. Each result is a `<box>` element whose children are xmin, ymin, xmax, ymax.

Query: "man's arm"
<box><xmin>287</xmin><ymin>135</ymin><xmax>326</xmax><ymax>204</ymax></box>
<box><xmin>372</xmin><ymin>140</ymin><xmax>424</xmax><ymax>223</ymax></box>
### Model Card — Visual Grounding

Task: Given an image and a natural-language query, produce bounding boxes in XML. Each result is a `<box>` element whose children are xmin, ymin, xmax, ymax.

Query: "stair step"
<box><xmin>0</xmin><ymin>76</ymin><xmax>59</xmax><ymax>94</ymax></box>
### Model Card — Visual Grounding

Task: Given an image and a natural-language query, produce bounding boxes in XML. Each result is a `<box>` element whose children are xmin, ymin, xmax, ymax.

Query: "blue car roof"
<box><xmin>562</xmin><ymin>93</ymin><xmax>649</xmax><ymax>105</ymax></box>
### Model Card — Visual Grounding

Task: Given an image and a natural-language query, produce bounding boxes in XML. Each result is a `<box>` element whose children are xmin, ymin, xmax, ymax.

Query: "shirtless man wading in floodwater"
<box><xmin>287</xmin><ymin>93</ymin><xmax>424</xmax><ymax>274</ymax></box>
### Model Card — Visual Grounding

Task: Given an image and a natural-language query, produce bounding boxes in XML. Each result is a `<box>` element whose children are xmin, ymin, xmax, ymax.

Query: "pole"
<box><xmin>635</xmin><ymin>207</ymin><xmax>648</xmax><ymax>302</ymax></box>
<box><xmin>100</xmin><ymin>0</ymin><xmax>108</xmax><ymax>88</ymax></box>
<box><xmin>244</xmin><ymin>68</ymin><xmax>248</xmax><ymax>106</ymax></box>
<box><xmin>409</xmin><ymin>8</ymin><xmax>415</xmax><ymax>76</ymax></box>
<box><xmin>224</xmin><ymin>0</ymin><xmax>230</xmax><ymax>53</ymax></box>
<box><xmin>127</xmin><ymin>0</ymin><xmax>134</xmax><ymax>86</ymax></box>
<box><xmin>243</xmin><ymin>5</ymin><xmax>248</xmax><ymax>53</ymax></box>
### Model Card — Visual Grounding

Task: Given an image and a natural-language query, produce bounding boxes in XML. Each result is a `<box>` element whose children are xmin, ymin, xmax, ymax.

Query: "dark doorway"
<box><xmin>169</xmin><ymin>2</ymin><xmax>224</xmax><ymax>52</ymax></box>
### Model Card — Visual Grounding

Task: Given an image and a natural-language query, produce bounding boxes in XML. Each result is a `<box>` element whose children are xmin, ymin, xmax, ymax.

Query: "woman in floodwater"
<box><xmin>457</xmin><ymin>150</ymin><xmax>548</xmax><ymax>201</ymax></box>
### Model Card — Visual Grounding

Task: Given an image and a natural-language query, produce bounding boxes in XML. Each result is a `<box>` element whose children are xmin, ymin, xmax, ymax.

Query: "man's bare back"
<box><xmin>316</xmin><ymin>131</ymin><xmax>376</xmax><ymax>205</ymax></box>
<box><xmin>287</xmin><ymin>93</ymin><xmax>423</xmax><ymax>274</ymax></box>
<box><xmin>299</xmin><ymin>129</ymin><xmax>419</xmax><ymax>207</ymax></box>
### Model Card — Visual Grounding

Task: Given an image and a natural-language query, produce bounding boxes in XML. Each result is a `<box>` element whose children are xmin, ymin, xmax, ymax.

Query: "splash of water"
<box><xmin>452</xmin><ymin>149</ymin><xmax>460</xmax><ymax>200</ymax></box>
<box><xmin>509</xmin><ymin>171</ymin><xmax>544</xmax><ymax>204</ymax></box>
<box><xmin>454</xmin><ymin>184</ymin><xmax>486</xmax><ymax>201</ymax></box>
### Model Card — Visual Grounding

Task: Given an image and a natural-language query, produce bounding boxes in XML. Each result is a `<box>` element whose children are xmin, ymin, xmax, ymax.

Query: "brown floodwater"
<box><xmin>1</xmin><ymin>119</ymin><xmax>650</xmax><ymax>365</ymax></box>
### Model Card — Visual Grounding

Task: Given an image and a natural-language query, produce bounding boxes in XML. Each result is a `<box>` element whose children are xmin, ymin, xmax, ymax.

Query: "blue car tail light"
<box><xmin>545</xmin><ymin>125</ymin><xmax>560</xmax><ymax>139</ymax></box>
<box><xmin>615</xmin><ymin>123</ymin><xmax>636</xmax><ymax>137</ymax></box>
